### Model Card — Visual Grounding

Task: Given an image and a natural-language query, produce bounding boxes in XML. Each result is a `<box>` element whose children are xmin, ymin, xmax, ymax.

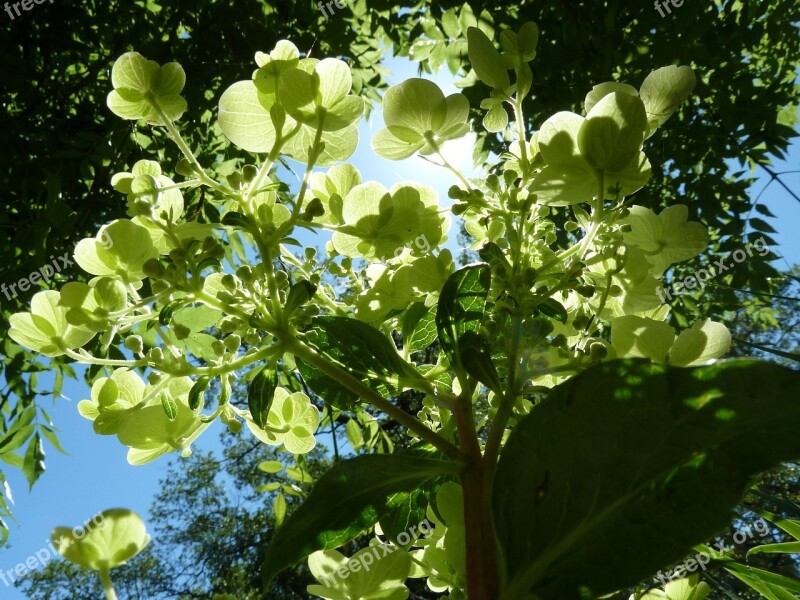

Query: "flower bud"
<box><xmin>304</xmin><ymin>198</ymin><xmax>325</xmax><ymax>219</ymax></box>
<box><xmin>148</xmin><ymin>347</ymin><xmax>164</xmax><ymax>363</ymax></box>
<box><xmin>589</xmin><ymin>341</ymin><xmax>608</xmax><ymax>360</ymax></box>
<box><xmin>224</xmin><ymin>334</ymin><xmax>241</xmax><ymax>353</ymax></box>
<box><xmin>242</xmin><ymin>164</ymin><xmax>258</xmax><ymax>182</ymax></box>
<box><xmin>143</xmin><ymin>259</ymin><xmax>165</xmax><ymax>278</ymax></box>
<box><xmin>221</xmin><ymin>274</ymin><xmax>237</xmax><ymax>290</ymax></box>
<box><xmin>169</xmin><ymin>248</ymin><xmax>187</xmax><ymax>266</ymax></box>
<box><xmin>176</xmin><ymin>158</ymin><xmax>196</xmax><ymax>177</ymax></box>
<box><xmin>124</xmin><ymin>335</ymin><xmax>144</xmax><ymax>354</ymax></box>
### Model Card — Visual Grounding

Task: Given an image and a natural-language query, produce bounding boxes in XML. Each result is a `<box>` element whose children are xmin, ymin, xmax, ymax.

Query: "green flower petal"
<box><xmin>52</xmin><ymin>508</ymin><xmax>150</xmax><ymax>571</ymax></box>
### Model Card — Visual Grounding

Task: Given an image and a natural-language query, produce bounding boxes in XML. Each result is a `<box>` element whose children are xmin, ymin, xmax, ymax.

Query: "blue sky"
<box><xmin>0</xmin><ymin>55</ymin><xmax>798</xmax><ymax>598</ymax></box>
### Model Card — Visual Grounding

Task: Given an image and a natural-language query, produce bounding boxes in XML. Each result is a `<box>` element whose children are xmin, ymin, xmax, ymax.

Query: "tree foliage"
<box><xmin>2</xmin><ymin>2</ymin><xmax>800</xmax><ymax>598</ymax></box>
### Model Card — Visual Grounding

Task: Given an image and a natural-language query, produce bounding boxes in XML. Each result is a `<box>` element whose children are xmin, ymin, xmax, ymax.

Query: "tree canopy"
<box><xmin>1</xmin><ymin>1</ymin><xmax>798</xmax><ymax>592</ymax></box>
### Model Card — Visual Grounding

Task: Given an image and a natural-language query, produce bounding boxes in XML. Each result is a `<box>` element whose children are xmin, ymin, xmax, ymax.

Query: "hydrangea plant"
<box><xmin>52</xmin><ymin>508</ymin><xmax>150</xmax><ymax>600</ymax></box>
<box><xmin>10</xmin><ymin>22</ymin><xmax>800</xmax><ymax>600</ymax></box>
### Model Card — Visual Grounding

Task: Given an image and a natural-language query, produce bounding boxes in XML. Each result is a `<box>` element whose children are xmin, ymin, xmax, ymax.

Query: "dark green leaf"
<box><xmin>159</xmin><ymin>298</ymin><xmax>186</xmax><ymax>326</ymax></box>
<box><xmin>436</xmin><ymin>264</ymin><xmax>498</xmax><ymax>385</ymax></box>
<box><xmin>0</xmin><ymin>424</ymin><xmax>36</xmax><ymax>454</ymax></box>
<box><xmin>221</xmin><ymin>211</ymin><xmax>256</xmax><ymax>230</ymax></box>
<box><xmin>303</xmin><ymin>316</ymin><xmax>423</xmax><ymax>395</ymax></box>
<box><xmin>22</xmin><ymin>433</ymin><xmax>45</xmax><ymax>489</ymax></box>
<box><xmin>750</xmin><ymin>217</ymin><xmax>777</xmax><ymax>233</ymax></box>
<box><xmin>248</xmin><ymin>366</ymin><xmax>277</xmax><ymax>429</ymax></box>
<box><xmin>537</xmin><ymin>297</ymin><xmax>568</xmax><ymax>323</ymax></box>
<box><xmin>459</xmin><ymin>331</ymin><xmax>503</xmax><ymax>395</ymax></box>
<box><xmin>262</xmin><ymin>450</ymin><xmax>457</xmax><ymax>586</ymax></box>
<box><xmin>40</xmin><ymin>426</ymin><xmax>68</xmax><ymax>455</ymax></box>
<box><xmin>379</xmin><ymin>488</ymin><xmax>430</xmax><ymax>548</ymax></box>
<box><xmin>285</xmin><ymin>280</ymin><xmax>317</xmax><ymax>316</ymax></box>
<box><xmin>734</xmin><ymin>338</ymin><xmax>800</xmax><ymax>363</ymax></box>
<box><xmin>401</xmin><ymin>303</ymin><xmax>438</xmax><ymax>353</ymax></box>
<box><xmin>188</xmin><ymin>376</ymin><xmax>210</xmax><ymax>411</ymax></box>
<box><xmin>296</xmin><ymin>357</ymin><xmax>359</xmax><ymax>409</ymax></box>
<box><xmin>493</xmin><ymin>358</ymin><xmax>800</xmax><ymax>600</ymax></box>
<box><xmin>754</xmin><ymin>204</ymin><xmax>777</xmax><ymax>218</ymax></box>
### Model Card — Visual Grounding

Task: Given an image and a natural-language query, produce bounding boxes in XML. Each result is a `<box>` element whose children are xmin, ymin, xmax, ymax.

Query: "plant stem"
<box><xmin>512</xmin><ymin>98</ymin><xmax>530</xmax><ymax>179</ymax></box>
<box><xmin>99</xmin><ymin>569</ymin><xmax>118</xmax><ymax>600</ymax></box>
<box><xmin>578</xmin><ymin>171</ymin><xmax>606</xmax><ymax>259</ymax></box>
<box><xmin>455</xmin><ymin>395</ymin><xmax>502</xmax><ymax>600</ymax></box>
<box><xmin>63</xmin><ymin>349</ymin><xmax>145</xmax><ymax>368</ymax></box>
<box><xmin>424</xmin><ymin>133</ymin><xmax>474</xmax><ymax>192</ymax></box>
<box><xmin>154</xmin><ymin>105</ymin><xmax>233</xmax><ymax>199</ymax></box>
<box><xmin>483</xmin><ymin>315</ymin><xmax>522</xmax><ymax>476</ymax></box>
<box><xmin>284</xmin><ymin>337</ymin><xmax>466</xmax><ymax>464</ymax></box>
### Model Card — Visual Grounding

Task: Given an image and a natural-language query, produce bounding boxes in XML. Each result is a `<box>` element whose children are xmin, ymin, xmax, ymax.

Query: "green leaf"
<box><xmin>303</xmin><ymin>316</ymin><xmax>423</xmax><ymax>394</ymax></box>
<box><xmin>248</xmin><ymin>366</ymin><xmax>277</xmax><ymax>429</ymax></box>
<box><xmin>747</xmin><ymin>541</ymin><xmax>800</xmax><ymax>557</ymax></box>
<box><xmin>187</xmin><ymin>376</ymin><xmax>210</xmax><ymax>411</ymax></box>
<box><xmin>22</xmin><ymin>432</ymin><xmax>45</xmax><ymax>489</ymax></box>
<box><xmin>296</xmin><ymin>357</ymin><xmax>359</xmax><ymax>409</ymax></box>
<box><xmin>379</xmin><ymin>487</ymin><xmax>430</xmax><ymax>548</ymax></box>
<box><xmin>258</xmin><ymin>460</ymin><xmax>284</xmax><ymax>474</ymax></box>
<box><xmin>345</xmin><ymin>419</ymin><xmax>364</xmax><ymax>451</ymax></box>
<box><xmin>40</xmin><ymin>426</ymin><xmax>68</xmax><ymax>455</ymax></box>
<box><xmin>401</xmin><ymin>303</ymin><xmax>438</xmax><ymax>353</ymax></box>
<box><xmin>262</xmin><ymin>450</ymin><xmax>457</xmax><ymax>586</ymax></box>
<box><xmin>724</xmin><ymin>563</ymin><xmax>800</xmax><ymax>599</ymax></box>
<box><xmin>750</xmin><ymin>217</ymin><xmax>777</xmax><ymax>234</ymax></box>
<box><xmin>530</xmin><ymin>163</ymin><xmax>597</xmax><ymax>206</ymax></box>
<box><xmin>246</xmin><ymin>388</ymin><xmax>319</xmax><ymax>454</ymax></box>
<box><xmin>493</xmin><ymin>358</ymin><xmax>800</xmax><ymax>600</ymax></box>
<box><xmin>9</xmin><ymin>291</ymin><xmax>96</xmax><ymax>357</ymax></box>
<box><xmin>441</xmin><ymin>9</ymin><xmax>461</xmax><ymax>38</ymax></box>
<box><xmin>273</xmin><ymin>493</ymin><xmax>287</xmax><ymax>526</ymax></box>
<box><xmin>537</xmin><ymin>298</ymin><xmax>568</xmax><ymax>323</ymax></box>
<box><xmin>459</xmin><ymin>331</ymin><xmax>503</xmax><ymax>395</ymax></box>
<box><xmin>160</xmin><ymin>393</ymin><xmax>178</xmax><ymax>422</ymax></box>
<box><xmin>483</xmin><ymin>104</ymin><xmax>509</xmax><ymax>132</ymax></box>
<box><xmin>584</xmin><ymin>82</ymin><xmax>639</xmax><ymax>115</ymax></box>
<box><xmin>307</xmin><ymin>546</ymin><xmax>412</xmax><ymax>599</ymax></box>
<box><xmin>285</xmin><ymin>280</ymin><xmax>317</xmax><ymax>316</ymax></box>
<box><xmin>436</xmin><ymin>264</ymin><xmax>496</xmax><ymax>384</ymax></box>
<box><xmin>467</xmin><ymin>26</ymin><xmax>510</xmax><ymax>89</ymax></box>
<box><xmin>74</xmin><ymin>219</ymin><xmax>159</xmax><ymax>281</ymax></box>
<box><xmin>284</xmin><ymin>123</ymin><xmax>359</xmax><ymax>165</ymax></box>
